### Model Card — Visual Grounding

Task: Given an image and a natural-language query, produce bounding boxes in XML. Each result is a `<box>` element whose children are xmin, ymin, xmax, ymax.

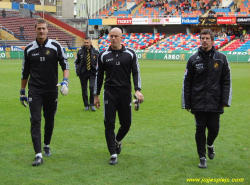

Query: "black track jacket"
<box><xmin>182</xmin><ymin>46</ymin><xmax>232</xmax><ymax>113</ymax></box>
<box><xmin>21</xmin><ymin>38</ymin><xmax>69</xmax><ymax>92</ymax></box>
<box><xmin>94</xmin><ymin>45</ymin><xmax>141</xmax><ymax>95</ymax></box>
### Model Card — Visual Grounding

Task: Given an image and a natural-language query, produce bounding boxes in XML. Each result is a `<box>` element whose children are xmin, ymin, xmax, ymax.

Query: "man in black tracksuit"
<box><xmin>182</xmin><ymin>29</ymin><xmax>232</xmax><ymax>168</ymax></box>
<box><xmin>75</xmin><ymin>37</ymin><xmax>99</xmax><ymax>111</ymax></box>
<box><xmin>94</xmin><ymin>27</ymin><xmax>144</xmax><ymax>165</ymax></box>
<box><xmin>20</xmin><ymin>19</ymin><xmax>69</xmax><ymax>166</ymax></box>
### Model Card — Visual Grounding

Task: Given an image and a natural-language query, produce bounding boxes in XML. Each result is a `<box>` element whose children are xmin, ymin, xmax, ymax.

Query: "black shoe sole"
<box><xmin>32</xmin><ymin>160</ymin><xmax>43</xmax><ymax>166</ymax></box>
<box><xmin>198</xmin><ymin>165</ymin><xmax>207</xmax><ymax>168</ymax></box>
<box><xmin>32</xmin><ymin>162</ymin><xmax>43</xmax><ymax>166</ymax></box>
<box><xmin>208</xmin><ymin>154</ymin><xmax>215</xmax><ymax>160</ymax></box>
<box><xmin>109</xmin><ymin>161</ymin><xmax>117</xmax><ymax>165</ymax></box>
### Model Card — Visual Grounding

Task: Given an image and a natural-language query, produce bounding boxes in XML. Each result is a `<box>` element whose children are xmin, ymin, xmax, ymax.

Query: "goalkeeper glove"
<box><xmin>20</xmin><ymin>89</ymin><xmax>28</xmax><ymax>107</ymax></box>
<box><xmin>57</xmin><ymin>78</ymin><xmax>69</xmax><ymax>96</ymax></box>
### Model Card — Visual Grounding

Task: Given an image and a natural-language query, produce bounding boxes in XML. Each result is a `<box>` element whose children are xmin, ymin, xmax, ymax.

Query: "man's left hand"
<box><xmin>20</xmin><ymin>89</ymin><xmax>28</xmax><ymax>107</ymax></box>
<box><xmin>135</xmin><ymin>91</ymin><xmax>144</xmax><ymax>103</ymax></box>
<box><xmin>94</xmin><ymin>95</ymin><xmax>101</xmax><ymax>109</ymax></box>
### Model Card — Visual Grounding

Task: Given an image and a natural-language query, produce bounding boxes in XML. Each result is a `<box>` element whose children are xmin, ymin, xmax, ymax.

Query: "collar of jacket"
<box><xmin>198</xmin><ymin>45</ymin><xmax>215</xmax><ymax>59</ymax></box>
<box><xmin>82</xmin><ymin>45</ymin><xmax>93</xmax><ymax>51</ymax></box>
<box><xmin>36</xmin><ymin>37</ymin><xmax>48</xmax><ymax>47</ymax></box>
<box><xmin>108</xmin><ymin>44</ymin><xmax>126</xmax><ymax>52</ymax></box>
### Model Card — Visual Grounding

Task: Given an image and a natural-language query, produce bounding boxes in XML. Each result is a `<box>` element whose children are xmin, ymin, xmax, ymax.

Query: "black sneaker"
<box><xmin>109</xmin><ymin>155</ymin><xmax>117</xmax><ymax>165</ymax></box>
<box><xmin>32</xmin><ymin>156</ymin><xmax>43</xmax><ymax>166</ymax></box>
<box><xmin>207</xmin><ymin>145</ymin><xmax>215</xmax><ymax>160</ymax></box>
<box><xmin>116</xmin><ymin>141</ymin><xmax>122</xmax><ymax>154</ymax></box>
<box><xmin>43</xmin><ymin>146</ymin><xmax>51</xmax><ymax>157</ymax></box>
<box><xmin>198</xmin><ymin>157</ymin><xmax>207</xmax><ymax>168</ymax></box>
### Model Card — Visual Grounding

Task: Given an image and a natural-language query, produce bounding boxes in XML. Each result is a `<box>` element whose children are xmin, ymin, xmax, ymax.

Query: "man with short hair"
<box><xmin>20</xmin><ymin>19</ymin><xmax>69</xmax><ymax>166</ymax></box>
<box><xmin>182</xmin><ymin>29</ymin><xmax>232</xmax><ymax>168</ymax></box>
<box><xmin>75</xmin><ymin>37</ymin><xmax>99</xmax><ymax>111</ymax></box>
<box><xmin>94</xmin><ymin>27</ymin><xmax>144</xmax><ymax>165</ymax></box>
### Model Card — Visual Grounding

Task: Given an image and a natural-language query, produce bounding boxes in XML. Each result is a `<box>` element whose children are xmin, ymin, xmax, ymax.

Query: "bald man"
<box><xmin>94</xmin><ymin>27</ymin><xmax>144</xmax><ymax>165</ymax></box>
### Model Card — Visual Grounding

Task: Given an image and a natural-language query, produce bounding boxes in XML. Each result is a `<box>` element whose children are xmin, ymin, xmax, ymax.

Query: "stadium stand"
<box><xmin>99</xmin><ymin>32</ymin><xmax>165</xmax><ymax>50</ymax></box>
<box><xmin>97</xmin><ymin>0</ymin><xmax>249</xmax><ymax>18</ymax></box>
<box><xmin>96</xmin><ymin>0</ymin><xmax>250</xmax><ymax>18</ymax></box>
<box><xmin>210</xmin><ymin>0</ymin><xmax>250</xmax><ymax>17</ymax></box>
<box><xmin>147</xmin><ymin>33</ymin><xmax>235</xmax><ymax>51</ymax></box>
<box><xmin>97</xmin><ymin>0</ymin><xmax>127</xmax><ymax>18</ymax></box>
<box><xmin>98</xmin><ymin>31</ymin><xmax>240</xmax><ymax>51</ymax></box>
<box><xmin>0</xmin><ymin>11</ymin><xmax>75</xmax><ymax>47</ymax></box>
<box><xmin>223</xmin><ymin>35</ymin><xmax>250</xmax><ymax>51</ymax></box>
<box><xmin>97</xmin><ymin>0</ymin><xmax>143</xmax><ymax>18</ymax></box>
<box><xmin>238</xmin><ymin>0</ymin><xmax>250</xmax><ymax>16</ymax></box>
<box><xmin>1</xmin><ymin>0</ymin><xmax>249</xmax><ymax>52</ymax></box>
<box><xmin>136</xmin><ymin>0</ymin><xmax>210</xmax><ymax>18</ymax></box>
<box><xmin>94</xmin><ymin>0</ymin><xmax>250</xmax><ymax>51</ymax></box>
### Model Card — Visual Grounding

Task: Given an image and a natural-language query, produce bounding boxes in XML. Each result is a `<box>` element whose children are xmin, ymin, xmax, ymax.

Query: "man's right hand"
<box><xmin>20</xmin><ymin>89</ymin><xmax>28</xmax><ymax>107</ymax></box>
<box><xmin>94</xmin><ymin>95</ymin><xmax>100</xmax><ymax>109</ymax></box>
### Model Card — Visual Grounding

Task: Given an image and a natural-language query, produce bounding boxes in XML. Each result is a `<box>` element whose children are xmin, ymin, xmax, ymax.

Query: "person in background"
<box><xmin>222</xmin><ymin>31</ymin><xmax>227</xmax><ymax>38</ymax></box>
<box><xmin>100</xmin><ymin>28</ymin><xmax>104</xmax><ymax>37</ymax></box>
<box><xmin>30</xmin><ymin>10</ymin><xmax>33</xmax><ymax>18</ymax></box>
<box><xmin>233</xmin><ymin>0</ymin><xmax>238</xmax><ymax>9</ymax></box>
<box><xmin>75</xmin><ymin>37</ymin><xmax>99</xmax><ymax>111</ymax></box>
<box><xmin>2</xmin><ymin>8</ymin><xmax>6</xmax><ymax>18</ymax></box>
<box><xmin>20</xmin><ymin>25</ymin><xmax>25</xmax><ymax>39</ymax></box>
<box><xmin>105</xmin><ymin>29</ymin><xmax>109</xmax><ymax>36</ymax></box>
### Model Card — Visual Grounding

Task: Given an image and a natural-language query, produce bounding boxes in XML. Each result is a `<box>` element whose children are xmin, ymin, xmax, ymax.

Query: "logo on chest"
<box><xmin>214</xmin><ymin>62</ymin><xmax>219</xmax><ymax>68</ymax></box>
<box><xmin>32</xmin><ymin>53</ymin><xmax>39</xmax><ymax>56</ymax></box>
<box><xmin>106</xmin><ymin>58</ymin><xmax>113</xmax><ymax>62</ymax></box>
<box><xmin>195</xmin><ymin>63</ymin><xmax>203</xmax><ymax>70</ymax></box>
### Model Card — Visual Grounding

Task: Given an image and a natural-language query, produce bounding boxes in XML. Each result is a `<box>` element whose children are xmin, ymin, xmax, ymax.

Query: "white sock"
<box><xmin>111</xmin><ymin>154</ymin><xmax>117</xmax><ymax>158</ymax></box>
<box><xmin>44</xmin><ymin>144</ymin><xmax>49</xmax><ymax>147</ymax></box>
<box><xmin>207</xmin><ymin>145</ymin><xmax>213</xmax><ymax>148</ymax></box>
<box><xmin>36</xmin><ymin>153</ymin><xmax>42</xmax><ymax>158</ymax></box>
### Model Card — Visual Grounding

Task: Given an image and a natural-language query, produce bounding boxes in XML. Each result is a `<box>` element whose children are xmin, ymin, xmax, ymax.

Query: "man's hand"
<box><xmin>57</xmin><ymin>78</ymin><xmax>68</xmax><ymax>96</ymax></box>
<box><xmin>135</xmin><ymin>91</ymin><xmax>144</xmax><ymax>103</ymax></box>
<box><xmin>20</xmin><ymin>89</ymin><xmax>28</xmax><ymax>107</ymax></box>
<box><xmin>133</xmin><ymin>91</ymin><xmax>144</xmax><ymax>111</ymax></box>
<box><xmin>94</xmin><ymin>95</ymin><xmax>100</xmax><ymax>109</ymax></box>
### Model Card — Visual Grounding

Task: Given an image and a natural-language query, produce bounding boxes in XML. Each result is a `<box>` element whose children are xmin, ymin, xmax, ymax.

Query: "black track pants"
<box><xmin>194</xmin><ymin>112</ymin><xmax>220</xmax><ymax>158</ymax></box>
<box><xmin>79</xmin><ymin>72</ymin><xmax>95</xmax><ymax>107</ymax></box>
<box><xmin>103</xmin><ymin>91</ymin><xmax>132</xmax><ymax>155</ymax></box>
<box><xmin>28</xmin><ymin>91</ymin><xmax>58</xmax><ymax>154</ymax></box>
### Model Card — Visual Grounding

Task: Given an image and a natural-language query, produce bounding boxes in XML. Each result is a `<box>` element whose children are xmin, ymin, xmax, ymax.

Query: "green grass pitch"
<box><xmin>0</xmin><ymin>59</ymin><xmax>249</xmax><ymax>185</ymax></box>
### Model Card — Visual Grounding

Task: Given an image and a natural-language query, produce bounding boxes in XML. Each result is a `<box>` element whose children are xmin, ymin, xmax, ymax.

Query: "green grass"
<box><xmin>0</xmin><ymin>59</ymin><xmax>249</xmax><ymax>185</ymax></box>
